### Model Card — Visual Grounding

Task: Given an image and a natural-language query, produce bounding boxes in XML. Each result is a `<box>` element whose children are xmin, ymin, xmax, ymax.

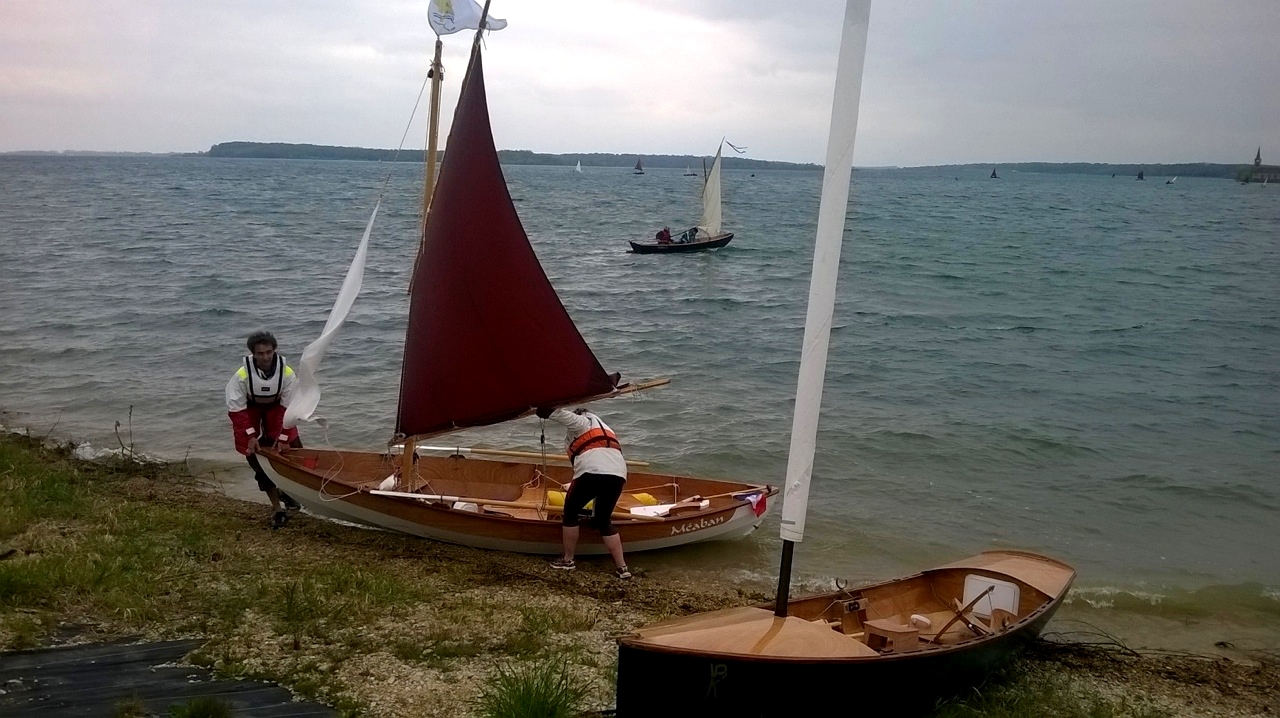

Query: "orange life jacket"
<box><xmin>567</xmin><ymin>423</ymin><xmax>621</xmax><ymax>462</ymax></box>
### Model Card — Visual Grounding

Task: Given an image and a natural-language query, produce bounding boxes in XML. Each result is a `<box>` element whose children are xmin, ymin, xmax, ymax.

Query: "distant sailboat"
<box><xmin>990</xmin><ymin>168</ymin><xmax>999</xmax><ymax>179</ymax></box>
<box><xmin>682</xmin><ymin>166</ymin><xmax>697</xmax><ymax>176</ymax></box>
<box><xmin>1165</xmin><ymin>176</ymin><xmax>1176</xmax><ymax>184</ymax></box>
<box><xmin>574</xmin><ymin>160</ymin><xmax>582</xmax><ymax>173</ymax></box>
<box><xmin>1137</xmin><ymin>170</ymin><xmax>1145</xmax><ymax>180</ymax></box>
<box><xmin>633</xmin><ymin>157</ymin><xmax>644</xmax><ymax>175</ymax></box>
<box><xmin>629</xmin><ymin>140</ymin><xmax>735</xmax><ymax>254</ymax></box>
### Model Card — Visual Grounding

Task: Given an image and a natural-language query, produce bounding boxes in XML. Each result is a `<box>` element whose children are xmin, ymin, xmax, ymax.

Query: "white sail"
<box><xmin>779</xmin><ymin>0</ymin><xmax>871</xmax><ymax>543</ymax></box>
<box><xmin>698</xmin><ymin>145</ymin><xmax>723</xmax><ymax>237</ymax></box>
<box><xmin>575</xmin><ymin>160</ymin><xmax>582</xmax><ymax>173</ymax></box>
<box><xmin>284</xmin><ymin>200</ymin><xmax>379</xmax><ymax>428</ymax></box>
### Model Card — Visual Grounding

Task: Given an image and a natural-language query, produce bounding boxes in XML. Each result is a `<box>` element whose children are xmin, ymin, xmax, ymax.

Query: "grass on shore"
<box><xmin>1</xmin><ymin>432</ymin><xmax>1274</xmax><ymax>717</ymax></box>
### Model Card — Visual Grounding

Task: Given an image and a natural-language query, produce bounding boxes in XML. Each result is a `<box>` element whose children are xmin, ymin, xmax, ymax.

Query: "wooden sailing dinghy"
<box><xmin>617</xmin><ymin>551</ymin><xmax>1074</xmax><ymax>715</ymax></box>
<box><xmin>629</xmin><ymin>141</ymin><xmax>734</xmax><ymax>254</ymax></box>
<box><xmin>262</xmin><ymin>4</ymin><xmax>775</xmax><ymax>555</ymax></box>
<box><xmin>615</xmin><ymin>3</ymin><xmax>1073</xmax><ymax>713</ymax></box>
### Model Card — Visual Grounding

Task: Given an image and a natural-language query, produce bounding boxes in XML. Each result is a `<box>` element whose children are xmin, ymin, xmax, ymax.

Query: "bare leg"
<box><xmin>602</xmin><ymin>533</ymin><xmax>626</xmax><ymax>570</ymax></box>
<box><xmin>561</xmin><ymin>526</ymin><xmax>580</xmax><ymax>560</ymax></box>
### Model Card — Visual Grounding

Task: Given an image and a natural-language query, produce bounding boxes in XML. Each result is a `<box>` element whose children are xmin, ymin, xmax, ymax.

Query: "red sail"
<box><xmin>396</xmin><ymin>47</ymin><xmax>617</xmax><ymax>439</ymax></box>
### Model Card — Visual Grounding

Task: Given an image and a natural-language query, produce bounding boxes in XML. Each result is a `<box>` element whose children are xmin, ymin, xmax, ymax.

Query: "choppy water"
<box><xmin>1</xmin><ymin>155</ymin><xmax>1277</xmax><ymax>653</ymax></box>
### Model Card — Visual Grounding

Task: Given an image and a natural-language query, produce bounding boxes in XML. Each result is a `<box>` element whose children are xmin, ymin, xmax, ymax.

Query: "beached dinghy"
<box><xmin>616</xmin><ymin>551</ymin><xmax>1074</xmax><ymax>714</ymax></box>
<box><xmin>262</xmin><ymin>2</ymin><xmax>775</xmax><ymax>554</ymax></box>
<box><xmin>615</xmin><ymin>3</ymin><xmax>1074</xmax><ymax>712</ymax></box>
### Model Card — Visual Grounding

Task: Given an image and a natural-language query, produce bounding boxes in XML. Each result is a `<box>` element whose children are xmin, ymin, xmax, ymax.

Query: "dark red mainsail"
<box><xmin>395</xmin><ymin>46</ymin><xmax>618</xmax><ymax>440</ymax></box>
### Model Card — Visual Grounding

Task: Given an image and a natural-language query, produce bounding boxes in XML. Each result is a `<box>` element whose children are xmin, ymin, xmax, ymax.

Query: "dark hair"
<box><xmin>246</xmin><ymin>330</ymin><xmax>277</xmax><ymax>351</ymax></box>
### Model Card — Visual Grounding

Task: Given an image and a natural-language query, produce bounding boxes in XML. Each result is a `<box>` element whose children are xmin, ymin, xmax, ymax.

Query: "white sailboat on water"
<box><xmin>575</xmin><ymin>160</ymin><xmax>582</xmax><ymax>173</ymax></box>
<box><xmin>615</xmin><ymin>2</ymin><xmax>1074</xmax><ymax>712</ymax></box>
<box><xmin>628</xmin><ymin>141</ymin><xmax>735</xmax><ymax>254</ymax></box>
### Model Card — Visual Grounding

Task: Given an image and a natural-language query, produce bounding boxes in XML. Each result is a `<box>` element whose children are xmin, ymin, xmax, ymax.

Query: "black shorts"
<box><xmin>562</xmin><ymin>472</ymin><xmax>625</xmax><ymax>536</ymax></box>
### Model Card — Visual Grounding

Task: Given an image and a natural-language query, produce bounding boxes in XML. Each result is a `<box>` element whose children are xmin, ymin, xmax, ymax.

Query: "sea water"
<box><xmin>1</xmin><ymin>155</ymin><xmax>1276</xmax><ymax>655</ymax></box>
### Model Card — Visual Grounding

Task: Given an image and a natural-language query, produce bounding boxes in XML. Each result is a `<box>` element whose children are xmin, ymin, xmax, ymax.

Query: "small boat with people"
<box><xmin>629</xmin><ymin>141</ymin><xmax>735</xmax><ymax>254</ymax></box>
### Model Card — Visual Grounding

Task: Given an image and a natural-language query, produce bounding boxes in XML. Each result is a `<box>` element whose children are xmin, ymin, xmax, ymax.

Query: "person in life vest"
<box><xmin>226</xmin><ymin>330</ymin><xmax>303</xmax><ymax>529</ymax></box>
<box><xmin>535</xmin><ymin>406</ymin><xmax>632</xmax><ymax>579</ymax></box>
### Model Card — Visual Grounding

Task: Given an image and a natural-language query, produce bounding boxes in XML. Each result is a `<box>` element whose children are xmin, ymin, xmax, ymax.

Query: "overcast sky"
<box><xmin>2</xmin><ymin>0</ymin><xmax>1277</xmax><ymax>166</ymax></box>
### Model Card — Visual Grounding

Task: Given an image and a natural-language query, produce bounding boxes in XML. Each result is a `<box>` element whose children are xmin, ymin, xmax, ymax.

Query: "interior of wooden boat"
<box><xmin>284</xmin><ymin>447</ymin><xmax>764</xmax><ymax>523</ymax></box>
<box><xmin>627</xmin><ymin>552</ymin><xmax>1075</xmax><ymax>659</ymax></box>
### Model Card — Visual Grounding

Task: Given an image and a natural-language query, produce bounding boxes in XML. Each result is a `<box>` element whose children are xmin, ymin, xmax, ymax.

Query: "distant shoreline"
<box><xmin>1</xmin><ymin>142</ymin><xmax>1248</xmax><ymax>178</ymax></box>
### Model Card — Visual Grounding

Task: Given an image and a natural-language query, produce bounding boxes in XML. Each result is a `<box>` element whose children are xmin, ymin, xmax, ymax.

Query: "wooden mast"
<box><xmin>404</xmin><ymin>37</ymin><xmax>445</xmax><ymax>483</ymax></box>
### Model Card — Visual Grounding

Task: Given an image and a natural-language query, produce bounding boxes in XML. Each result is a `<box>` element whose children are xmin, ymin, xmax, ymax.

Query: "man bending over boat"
<box><xmin>226</xmin><ymin>330</ymin><xmax>303</xmax><ymax>529</ymax></box>
<box><xmin>536</xmin><ymin>406</ymin><xmax>632</xmax><ymax>579</ymax></box>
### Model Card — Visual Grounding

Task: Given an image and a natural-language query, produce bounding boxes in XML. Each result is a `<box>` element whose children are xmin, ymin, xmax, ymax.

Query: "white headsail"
<box><xmin>778</xmin><ymin>0</ymin><xmax>871</xmax><ymax>543</ymax></box>
<box><xmin>284</xmin><ymin>201</ymin><xmax>378</xmax><ymax>429</ymax></box>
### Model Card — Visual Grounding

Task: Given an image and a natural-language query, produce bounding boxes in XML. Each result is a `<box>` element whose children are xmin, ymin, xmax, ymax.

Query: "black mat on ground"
<box><xmin>0</xmin><ymin>639</ymin><xmax>335</xmax><ymax>717</ymax></box>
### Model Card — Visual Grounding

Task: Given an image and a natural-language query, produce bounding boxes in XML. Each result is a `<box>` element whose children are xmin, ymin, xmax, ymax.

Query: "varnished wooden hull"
<box><xmin>615</xmin><ymin>551</ymin><xmax>1075</xmax><ymax>716</ymax></box>
<box><xmin>629</xmin><ymin>233</ymin><xmax>733</xmax><ymax>254</ymax></box>
<box><xmin>261</xmin><ymin>447</ymin><xmax>775</xmax><ymax>554</ymax></box>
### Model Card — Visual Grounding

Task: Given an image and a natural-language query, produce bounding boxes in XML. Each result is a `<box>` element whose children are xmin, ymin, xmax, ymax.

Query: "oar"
<box><xmin>413</xmin><ymin>445</ymin><xmax>650</xmax><ymax>467</ymax></box>
<box><xmin>368</xmin><ymin>489</ymin><xmax>665</xmax><ymax>522</ymax></box>
<box><xmin>628</xmin><ymin>496</ymin><xmax>710</xmax><ymax>517</ymax></box>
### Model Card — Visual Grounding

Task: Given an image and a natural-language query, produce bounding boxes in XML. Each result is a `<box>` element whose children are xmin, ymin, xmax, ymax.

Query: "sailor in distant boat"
<box><xmin>655</xmin><ymin>227</ymin><xmax>673</xmax><ymax>245</ymax></box>
<box><xmin>226</xmin><ymin>330</ymin><xmax>303</xmax><ymax>529</ymax></box>
<box><xmin>536</xmin><ymin>406</ymin><xmax>632</xmax><ymax>579</ymax></box>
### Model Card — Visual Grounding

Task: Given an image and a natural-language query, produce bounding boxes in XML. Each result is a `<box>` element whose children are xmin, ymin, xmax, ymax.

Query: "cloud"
<box><xmin>0</xmin><ymin>0</ymin><xmax>1276</xmax><ymax>164</ymax></box>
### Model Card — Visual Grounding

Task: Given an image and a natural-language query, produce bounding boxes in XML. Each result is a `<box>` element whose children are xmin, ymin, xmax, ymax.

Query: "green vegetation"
<box><xmin>473</xmin><ymin>659</ymin><xmax>590</xmax><ymax>718</ymax></box>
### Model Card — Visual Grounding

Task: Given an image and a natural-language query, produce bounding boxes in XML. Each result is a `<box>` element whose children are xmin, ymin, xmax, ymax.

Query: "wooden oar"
<box><xmin>413</xmin><ymin>445</ymin><xmax>650</xmax><ymax>467</ymax></box>
<box><xmin>368</xmin><ymin>489</ymin><xmax>665</xmax><ymax>522</ymax></box>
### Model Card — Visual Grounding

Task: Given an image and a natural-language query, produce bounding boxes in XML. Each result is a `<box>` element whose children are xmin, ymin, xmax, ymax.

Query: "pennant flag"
<box><xmin>429</xmin><ymin>0</ymin><xmax>508</xmax><ymax>36</ymax></box>
<box><xmin>725</xmin><ymin>140</ymin><xmax>748</xmax><ymax>154</ymax></box>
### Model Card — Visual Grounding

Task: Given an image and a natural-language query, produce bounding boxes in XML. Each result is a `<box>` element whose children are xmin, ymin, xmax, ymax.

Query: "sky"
<box><xmin>2</xmin><ymin>0</ymin><xmax>1277</xmax><ymax>166</ymax></box>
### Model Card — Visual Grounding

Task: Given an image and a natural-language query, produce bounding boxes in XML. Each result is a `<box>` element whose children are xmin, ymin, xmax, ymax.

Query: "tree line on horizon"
<box><xmin>201</xmin><ymin>143</ymin><xmax>1249</xmax><ymax>178</ymax></box>
<box><xmin>202</xmin><ymin>142</ymin><xmax>819</xmax><ymax>171</ymax></box>
<box><xmin>21</xmin><ymin>142</ymin><xmax>1238</xmax><ymax>179</ymax></box>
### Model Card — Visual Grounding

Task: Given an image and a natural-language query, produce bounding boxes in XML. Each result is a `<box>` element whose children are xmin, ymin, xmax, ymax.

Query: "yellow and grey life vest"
<box><xmin>238</xmin><ymin>355</ymin><xmax>287</xmax><ymax>405</ymax></box>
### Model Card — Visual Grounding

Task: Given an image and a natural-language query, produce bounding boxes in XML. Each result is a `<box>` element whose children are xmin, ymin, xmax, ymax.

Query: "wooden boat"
<box><xmin>616</xmin><ymin>551</ymin><xmax>1075</xmax><ymax>715</ymax></box>
<box><xmin>263</xmin><ymin>3</ymin><xmax>775</xmax><ymax>554</ymax></box>
<box><xmin>615</xmin><ymin>3</ymin><xmax>1074</xmax><ymax>712</ymax></box>
<box><xmin>263</xmin><ymin>448</ymin><xmax>773</xmax><ymax>554</ymax></box>
<box><xmin>628</xmin><ymin>232</ymin><xmax>733</xmax><ymax>254</ymax></box>
<box><xmin>629</xmin><ymin>141</ymin><xmax>734</xmax><ymax>254</ymax></box>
